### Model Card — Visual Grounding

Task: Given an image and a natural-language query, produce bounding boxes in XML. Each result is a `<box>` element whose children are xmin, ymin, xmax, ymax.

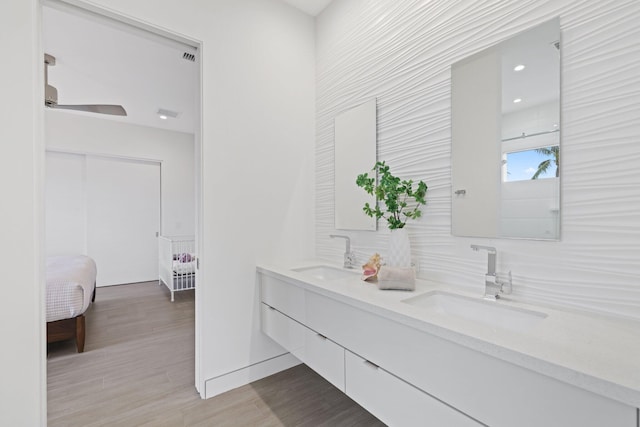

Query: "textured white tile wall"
<box><xmin>316</xmin><ymin>0</ymin><xmax>640</xmax><ymax>321</ymax></box>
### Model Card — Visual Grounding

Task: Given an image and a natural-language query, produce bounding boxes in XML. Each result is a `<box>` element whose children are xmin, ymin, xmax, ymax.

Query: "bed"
<box><xmin>46</xmin><ymin>255</ymin><xmax>97</xmax><ymax>353</ymax></box>
<box><xmin>158</xmin><ymin>235</ymin><xmax>196</xmax><ymax>302</ymax></box>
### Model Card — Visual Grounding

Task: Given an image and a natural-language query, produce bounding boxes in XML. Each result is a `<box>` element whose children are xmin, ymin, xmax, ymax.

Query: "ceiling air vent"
<box><xmin>182</xmin><ymin>52</ymin><xmax>196</xmax><ymax>62</ymax></box>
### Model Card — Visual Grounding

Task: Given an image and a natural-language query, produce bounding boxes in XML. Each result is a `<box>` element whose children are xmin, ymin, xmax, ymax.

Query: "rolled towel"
<box><xmin>377</xmin><ymin>265</ymin><xmax>416</xmax><ymax>291</ymax></box>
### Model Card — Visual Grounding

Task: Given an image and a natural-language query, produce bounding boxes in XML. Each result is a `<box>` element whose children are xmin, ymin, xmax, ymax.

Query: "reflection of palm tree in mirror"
<box><xmin>531</xmin><ymin>146</ymin><xmax>559</xmax><ymax>179</ymax></box>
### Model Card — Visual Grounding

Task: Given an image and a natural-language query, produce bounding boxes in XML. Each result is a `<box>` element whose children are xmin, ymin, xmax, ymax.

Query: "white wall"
<box><xmin>502</xmin><ymin>100</ymin><xmax>559</xmax><ymax>140</ymax></box>
<box><xmin>316</xmin><ymin>0</ymin><xmax>640</xmax><ymax>321</ymax></box>
<box><xmin>1</xmin><ymin>0</ymin><xmax>314</xmax><ymax>418</ymax></box>
<box><xmin>46</xmin><ymin>110</ymin><xmax>195</xmax><ymax>237</ymax></box>
<box><xmin>66</xmin><ymin>0</ymin><xmax>317</xmax><ymax>396</ymax></box>
<box><xmin>500</xmin><ymin>178</ymin><xmax>559</xmax><ymax>238</ymax></box>
<box><xmin>0</xmin><ymin>0</ymin><xmax>46</xmax><ymax>425</ymax></box>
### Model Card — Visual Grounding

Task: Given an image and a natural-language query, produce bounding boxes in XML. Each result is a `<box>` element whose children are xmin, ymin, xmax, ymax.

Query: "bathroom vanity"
<box><xmin>257</xmin><ymin>262</ymin><xmax>639</xmax><ymax>426</ymax></box>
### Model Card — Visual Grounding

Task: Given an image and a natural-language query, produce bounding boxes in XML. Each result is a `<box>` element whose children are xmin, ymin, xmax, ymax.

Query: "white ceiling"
<box><xmin>500</xmin><ymin>20</ymin><xmax>560</xmax><ymax>115</ymax></box>
<box><xmin>281</xmin><ymin>0</ymin><xmax>333</xmax><ymax>16</ymax></box>
<box><xmin>42</xmin><ymin>5</ymin><xmax>198</xmax><ymax>134</ymax></box>
<box><xmin>42</xmin><ymin>1</ymin><xmax>331</xmax><ymax>134</ymax></box>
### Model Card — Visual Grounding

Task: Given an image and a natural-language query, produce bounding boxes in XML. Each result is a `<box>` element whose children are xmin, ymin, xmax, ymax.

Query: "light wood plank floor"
<box><xmin>47</xmin><ymin>281</ymin><xmax>385</xmax><ymax>426</ymax></box>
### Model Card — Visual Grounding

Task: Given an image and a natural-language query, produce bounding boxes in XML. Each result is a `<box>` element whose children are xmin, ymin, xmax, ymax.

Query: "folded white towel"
<box><xmin>377</xmin><ymin>266</ymin><xmax>416</xmax><ymax>291</ymax></box>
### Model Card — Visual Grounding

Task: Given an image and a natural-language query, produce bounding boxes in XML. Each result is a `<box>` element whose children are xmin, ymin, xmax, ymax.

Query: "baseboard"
<box><xmin>204</xmin><ymin>352</ymin><xmax>301</xmax><ymax>399</ymax></box>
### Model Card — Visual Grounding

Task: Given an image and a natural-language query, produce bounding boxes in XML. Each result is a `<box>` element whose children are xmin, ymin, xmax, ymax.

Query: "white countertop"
<box><xmin>257</xmin><ymin>260</ymin><xmax>640</xmax><ymax>409</ymax></box>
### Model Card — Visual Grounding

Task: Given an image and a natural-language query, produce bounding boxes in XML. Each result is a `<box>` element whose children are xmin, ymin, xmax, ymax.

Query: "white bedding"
<box><xmin>46</xmin><ymin>255</ymin><xmax>97</xmax><ymax>322</ymax></box>
<box><xmin>172</xmin><ymin>260</ymin><xmax>196</xmax><ymax>275</ymax></box>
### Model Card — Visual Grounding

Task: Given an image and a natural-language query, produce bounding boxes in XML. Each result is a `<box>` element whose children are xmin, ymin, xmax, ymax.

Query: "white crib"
<box><xmin>158</xmin><ymin>235</ymin><xmax>196</xmax><ymax>302</ymax></box>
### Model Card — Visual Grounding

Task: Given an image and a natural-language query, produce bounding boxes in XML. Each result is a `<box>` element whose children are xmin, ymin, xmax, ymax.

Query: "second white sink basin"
<box><xmin>292</xmin><ymin>265</ymin><xmax>359</xmax><ymax>281</ymax></box>
<box><xmin>402</xmin><ymin>291</ymin><xmax>547</xmax><ymax>332</ymax></box>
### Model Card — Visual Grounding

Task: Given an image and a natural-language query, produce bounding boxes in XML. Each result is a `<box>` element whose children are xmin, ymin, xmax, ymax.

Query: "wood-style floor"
<box><xmin>47</xmin><ymin>281</ymin><xmax>385</xmax><ymax>426</ymax></box>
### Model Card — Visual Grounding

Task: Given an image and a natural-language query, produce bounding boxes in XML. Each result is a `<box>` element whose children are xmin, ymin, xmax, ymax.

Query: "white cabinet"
<box><xmin>306</xmin><ymin>291</ymin><xmax>637</xmax><ymax>427</ymax></box>
<box><xmin>345</xmin><ymin>351</ymin><xmax>481</xmax><ymax>427</ymax></box>
<box><xmin>260</xmin><ymin>300</ymin><xmax>345</xmax><ymax>391</ymax></box>
<box><xmin>260</xmin><ymin>274</ymin><xmax>305</xmax><ymax>322</ymax></box>
<box><xmin>304</xmin><ymin>328</ymin><xmax>345</xmax><ymax>391</ymax></box>
<box><xmin>260</xmin><ymin>303</ymin><xmax>305</xmax><ymax>360</ymax></box>
<box><xmin>259</xmin><ymin>272</ymin><xmax>638</xmax><ymax>427</ymax></box>
<box><xmin>261</xmin><ymin>296</ymin><xmax>344</xmax><ymax>391</ymax></box>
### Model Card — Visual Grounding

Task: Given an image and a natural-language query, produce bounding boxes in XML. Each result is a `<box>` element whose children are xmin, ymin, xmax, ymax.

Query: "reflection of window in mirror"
<box><xmin>503</xmin><ymin>146</ymin><xmax>559</xmax><ymax>182</ymax></box>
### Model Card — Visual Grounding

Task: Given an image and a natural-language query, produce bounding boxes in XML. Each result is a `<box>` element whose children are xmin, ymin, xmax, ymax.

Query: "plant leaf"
<box><xmin>357</xmin><ymin>162</ymin><xmax>428</xmax><ymax>229</ymax></box>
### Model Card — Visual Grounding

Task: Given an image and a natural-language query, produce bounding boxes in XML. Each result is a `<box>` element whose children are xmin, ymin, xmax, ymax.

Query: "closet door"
<box><xmin>86</xmin><ymin>156</ymin><xmax>160</xmax><ymax>286</ymax></box>
<box><xmin>45</xmin><ymin>151</ymin><xmax>86</xmax><ymax>256</ymax></box>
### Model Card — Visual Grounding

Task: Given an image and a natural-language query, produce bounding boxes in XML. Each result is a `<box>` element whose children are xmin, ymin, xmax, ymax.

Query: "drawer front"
<box><xmin>261</xmin><ymin>303</ymin><xmax>305</xmax><ymax>360</ymax></box>
<box><xmin>307</xmin><ymin>292</ymin><xmax>637</xmax><ymax>427</ymax></box>
<box><xmin>259</xmin><ymin>274</ymin><xmax>306</xmax><ymax>322</ymax></box>
<box><xmin>345</xmin><ymin>351</ymin><xmax>481</xmax><ymax>427</ymax></box>
<box><xmin>304</xmin><ymin>328</ymin><xmax>345</xmax><ymax>392</ymax></box>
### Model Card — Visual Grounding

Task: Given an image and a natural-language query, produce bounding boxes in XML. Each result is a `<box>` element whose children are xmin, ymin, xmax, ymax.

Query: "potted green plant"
<box><xmin>356</xmin><ymin>161</ymin><xmax>428</xmax><ymax>266</ymax></box>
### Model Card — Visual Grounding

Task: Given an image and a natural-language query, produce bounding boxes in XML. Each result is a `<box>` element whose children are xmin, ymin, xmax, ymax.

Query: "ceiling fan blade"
<box><xmin>54</xmin><ymin>104</ymin><xmax>127</xmax><ymax>116</ymax></box>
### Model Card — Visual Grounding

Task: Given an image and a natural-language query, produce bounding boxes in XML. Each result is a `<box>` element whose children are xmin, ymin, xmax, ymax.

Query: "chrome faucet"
<box><xmin>470</xmin><ymin>245</ymin><xmax>512</xmax><ymax>300</ymax></box>
<box><xmin>330</xmin><ymin>234</ymin><xmax>356</xmax><ymax>269</ymax></box>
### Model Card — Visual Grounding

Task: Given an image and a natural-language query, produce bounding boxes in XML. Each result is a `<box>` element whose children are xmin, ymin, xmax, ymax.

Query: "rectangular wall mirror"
<box><xmin>451</xmin><ymin>18</ymin><xmax>560</xmax><ymax>240</ymax></box>
<box><xmin>334</xmin><ymin>99</ymin><xmax>377</xmax><ymax>231</ymax></box>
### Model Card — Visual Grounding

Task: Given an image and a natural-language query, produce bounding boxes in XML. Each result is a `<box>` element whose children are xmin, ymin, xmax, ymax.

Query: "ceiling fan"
<box><xmin>44</xmin><ymin>53</ymin><xmax>127</xmax><ymax>116</ymax></box>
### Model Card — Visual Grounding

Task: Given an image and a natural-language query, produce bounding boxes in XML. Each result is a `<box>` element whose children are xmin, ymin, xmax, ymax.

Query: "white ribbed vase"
<box><xmin>387</xmin><ymin>227</ymin><xmax>412</xmax><ymax>267</ymax></box>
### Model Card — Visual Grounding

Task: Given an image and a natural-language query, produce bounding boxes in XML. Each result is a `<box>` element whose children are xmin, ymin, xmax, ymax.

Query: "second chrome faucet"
<box><xmin>470</xmin><ymin>245</ymin><xmax>512</xmax><ymax>300</ymax></box>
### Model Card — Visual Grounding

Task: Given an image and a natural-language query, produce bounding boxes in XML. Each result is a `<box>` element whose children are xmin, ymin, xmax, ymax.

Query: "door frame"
<box><xmin>40</xmin><ymin>0</ymin><xmax>206</xmax><ymax>397</ymax></box>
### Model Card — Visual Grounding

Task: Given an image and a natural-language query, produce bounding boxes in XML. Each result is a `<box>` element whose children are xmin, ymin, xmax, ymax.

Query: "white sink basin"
<box><xmin>402</xmin><ymin>291</ymin><xmax>547</xmax><ymax>332</ymax></box>
<box><xmin>292</xmin><ymin>265</ymin><xmax>359</xmax><ymax>281</ymax></box>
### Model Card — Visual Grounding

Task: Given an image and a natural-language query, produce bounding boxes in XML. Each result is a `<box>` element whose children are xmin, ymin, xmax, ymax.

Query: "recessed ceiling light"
<box><xmin>159</xmin><ymin>115</ymin><xmax>168</xmax><ymax>120</ymax></box>
<box><xmin>513</xmin><ymin>98</ymin><xmax>522</xmax><ymax>103</ymax></box>
<box><xmin>514</xmin><ymin>64</ymin><xmax>525</xmax><ymax>71</ymax></box>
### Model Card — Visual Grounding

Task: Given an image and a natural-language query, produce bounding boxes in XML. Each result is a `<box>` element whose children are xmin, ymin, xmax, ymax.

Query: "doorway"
<box><xmin>41</xmin><ymin>0</ymin><xmax>204</xmax><ymax>401</ymax></box>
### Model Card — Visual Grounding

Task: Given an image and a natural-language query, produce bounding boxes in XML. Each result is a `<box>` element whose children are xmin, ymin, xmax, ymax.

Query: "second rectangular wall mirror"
<box><xmin>451</xmin><ymin>18</ymin><xmax>561</xmax><ymax>240</ymax></box>
<box><xmin>334</xmin><ymin>99</ymin><xmax>377</xmax><ymax>231</ymax></box>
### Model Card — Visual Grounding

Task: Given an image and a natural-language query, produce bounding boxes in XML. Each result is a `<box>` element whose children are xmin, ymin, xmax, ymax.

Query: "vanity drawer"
<box><xmin>260</xmin><ymin>303</ymin><xmax>305</xmax><ymax>360</ymax></box>
<box><xmin>307</xmin><ymin>292</ymin><xmax>637</xmax><ymax>427</ymax></box>
<box><xmin>304</xmin><ymin>327</ymin><xmax>345</xmax><ymax>392</ymax></box>
<box><xmin>259</xmin><ymin>274</ymin><xmax>306</xmax><ymax>322</ymax></box>
<box><xmin>345</xmin><ymin>351</ymin><xmax>481</xmax><ymax>427</ymax></box>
